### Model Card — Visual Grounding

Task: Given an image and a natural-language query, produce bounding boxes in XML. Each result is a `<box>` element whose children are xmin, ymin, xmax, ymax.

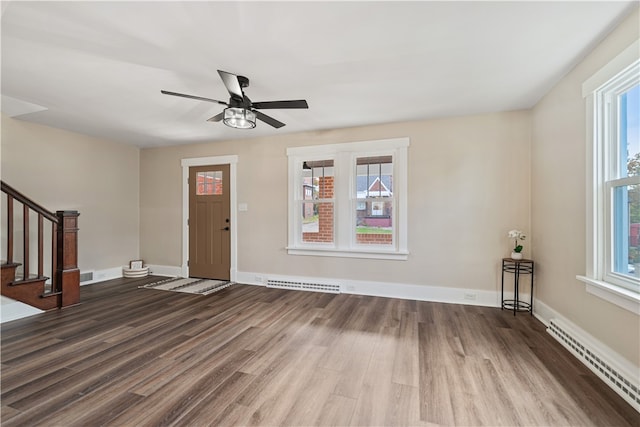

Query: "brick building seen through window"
<box><xmin>301</xmin><ymin>157</ymin><xmax>393</xmax><ymax>245</ymax></box>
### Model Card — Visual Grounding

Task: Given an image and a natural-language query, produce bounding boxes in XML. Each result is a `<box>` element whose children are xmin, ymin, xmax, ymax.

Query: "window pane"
<box><xmin>356</xmin><ymin>200</ymin><xmax>393</xmax><ymax>245</ymax></box>
<box><xmin>196</xmin><ymin>171</ymin><xmax>223</xmax><ymax>195</ymax></box>
<box><xmin>302</xmin><ymin>202</ymin><xmax>333</xmax><ymax>243</ymax></box>
<box><xmin>356</xmin><ymin>156</ymin><xmax>393</xmax><ymax>198</ymax></box>
<box><xmin>621</xmin><ymin>84</ymin><xmax>640</xmax><ymax>178</ymax></box>
<box><xmin>356</xmin><ymin>156</ymin><xmax>393</xmax><ymax>245</ymax></box>
<box><xmin>302</xmin><ymin>160</ymin><xmax>334</xmax><ymax>200</ymax></box>
<box><xmin>613</xmin><ymin>184</ymin><xmax>640</xmax><ymax>278</ymax></box>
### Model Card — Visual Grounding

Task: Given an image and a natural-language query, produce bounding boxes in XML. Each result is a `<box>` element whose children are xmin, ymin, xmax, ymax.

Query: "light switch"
<box><xmin>238</xmin><ymin>203</ymin><xmax>248</xmax><ymax>212</ymax></box>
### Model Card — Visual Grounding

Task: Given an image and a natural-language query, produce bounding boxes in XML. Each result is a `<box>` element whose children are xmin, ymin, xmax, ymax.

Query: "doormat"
<box><xmin>139</xmin><ymin>277</ymin><xmax>233</xmax><ymax>296</ymax></box>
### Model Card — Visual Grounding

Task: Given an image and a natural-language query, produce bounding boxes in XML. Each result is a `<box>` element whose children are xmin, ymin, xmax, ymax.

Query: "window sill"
<box><xmin>576</xmin><ymin>275</ymin><xmax>640</xmax><ymax>315</ymax></box>
<box><xmin>287</xmin><ymin>247</ymin><xmax>409</xmax><ymax>260</ymax></box>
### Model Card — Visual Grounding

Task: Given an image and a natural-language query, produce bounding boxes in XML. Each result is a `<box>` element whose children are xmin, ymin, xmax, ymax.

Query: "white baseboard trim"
<box><xmin>137</xmin><ymin>265</ymin><xmax>237</xmax><ymax>280</ymax></box>
<box><xmin>80</xmin><ymin>265</ymin><xmax>181</xmax><ymax>286</ymax></box>
<box><xmin>535</xmin><ymin>299</ymin><xmax>640</xmax><ymax>412</ymax></box>
<box><xmin>80</xmin><ymin>266</ymin><xmax>124</xmax><ymax>286</ymax></box>
<box><xmin>176</xmin><ymin>265</ymin><xmax>237</xmax><ymax>281</ymax></box>
<box><xmin>235</xmin><ymin>271</ymin><xmax>500</xmax><ymax>307</ymax></box>
<box><xmin>144</xmin><ymin>268</ymin><xmax>500</xmax><ymax>309</ymax></box>
<box><xmin>147</xmin><ymin>264</ymin><xmax>181</xmax><ymax>277</ymax></box>
<box><xmin>532</xmin><ymin>297</ymin><xmax>554</xmax><ymax>326</ymax></box>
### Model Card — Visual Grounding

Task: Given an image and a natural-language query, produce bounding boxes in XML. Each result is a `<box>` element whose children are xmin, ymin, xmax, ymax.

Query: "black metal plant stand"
<box><xmin>501</xmin><ymin>258</ymin><xmax>534</xmax><ymax>316</ymax></box>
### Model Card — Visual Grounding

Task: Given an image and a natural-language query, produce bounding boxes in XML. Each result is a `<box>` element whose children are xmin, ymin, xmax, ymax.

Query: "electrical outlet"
<box><xmin>463</xmin><ymin>292</ymin><xmax>477</xmax><ymax>301</ymax></box>
<box><xmin>345</xmin><ymin>285</ymin><xmax>356</xmax><ymax>291</ymax></box>
<box><xmin>255</xmin><ymin>275</ymin><xmax>263</xmax><ymax>283</ymax></box>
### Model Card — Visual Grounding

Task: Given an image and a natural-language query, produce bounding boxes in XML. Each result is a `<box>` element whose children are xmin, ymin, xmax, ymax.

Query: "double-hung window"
<box><xmin>604</xmin><ymin>80</ymin><xmax>639</xmax><ymax>290</ymax></box>
<box><xmin>287</xmin><ymin>138</ymin><xmax>409</xmax><ymax>260</ymax></box>
<box><xmin>580</xmin><ymin>40</ymin><xmax>640</xmax><ymax>312</ymax></box>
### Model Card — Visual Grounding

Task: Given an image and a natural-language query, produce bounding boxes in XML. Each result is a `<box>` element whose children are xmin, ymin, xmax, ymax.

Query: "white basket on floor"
<box><xmin>123</xmin><ymin>266</ymin><xmax>149</xmax><ymax>278</ymax></box>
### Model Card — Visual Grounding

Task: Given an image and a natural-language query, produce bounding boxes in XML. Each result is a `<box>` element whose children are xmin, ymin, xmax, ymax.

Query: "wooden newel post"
<box><xmin>56</xmin><ymin>210</ymin><xmax>80</xmax><ymax>307</ymax></box>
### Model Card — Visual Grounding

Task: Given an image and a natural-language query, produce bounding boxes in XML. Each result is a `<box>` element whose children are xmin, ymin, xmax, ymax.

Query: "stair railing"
<box><xmin>1</xmin><ymin>181</ymin><xmax>80</xmax><ymax>308</ymax></box>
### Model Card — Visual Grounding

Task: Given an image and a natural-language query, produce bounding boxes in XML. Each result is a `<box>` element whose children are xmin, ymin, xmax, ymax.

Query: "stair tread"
<box><xmin>1</xmin><ymin>262</ymin><xmax>21</xmax><ymax>268</ymax></box>
<box><xmin>42</xmin><ymin>291</ymin><xmax>62</xmax><ymax>297</ymax></box>
<box><xmin>10</xmin><ymin>275</ymin><xmax>49</xmax><ymax>286</ymax></box>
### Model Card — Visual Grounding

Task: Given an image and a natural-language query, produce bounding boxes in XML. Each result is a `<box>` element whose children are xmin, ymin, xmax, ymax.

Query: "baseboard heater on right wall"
<box><xmin>547</xmin><ymin>318</ymin><xmax>640</xmax><ymax>412</ymax></box>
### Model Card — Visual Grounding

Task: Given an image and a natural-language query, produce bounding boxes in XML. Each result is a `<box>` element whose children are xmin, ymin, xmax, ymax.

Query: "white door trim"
<box><xmin>181</xmin><ymin>155</ymin><xmax>238</xmax><ymax>280</ymax></box>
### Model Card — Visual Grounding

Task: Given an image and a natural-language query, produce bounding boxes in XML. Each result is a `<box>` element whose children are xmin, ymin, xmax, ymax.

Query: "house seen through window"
<box><xmin>355</xmin><ymin>156</ymin><xmax>393</xmax><ymax>245</ymax></box>
<box><xmin>287</xmin><ymin>138</ymin><xmax>409</xmax><ymax>260</ymax></box>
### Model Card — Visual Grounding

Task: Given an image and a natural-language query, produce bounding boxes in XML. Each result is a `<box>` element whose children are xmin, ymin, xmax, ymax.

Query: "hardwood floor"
<box><xmin>1</xmin><ymin>276</ymin><xmax>638</xmax><ymax>426</ymax></box>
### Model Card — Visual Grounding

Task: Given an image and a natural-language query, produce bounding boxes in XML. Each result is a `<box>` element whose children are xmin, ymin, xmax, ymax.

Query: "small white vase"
<box><xmin>511</xmin><ymin>252</ymin><xmax>523</xmax><ymax>260</ymax></box>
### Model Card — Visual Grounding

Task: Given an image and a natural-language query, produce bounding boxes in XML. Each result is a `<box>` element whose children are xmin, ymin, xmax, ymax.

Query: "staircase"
<box><xmin>1</xmin><ymin>181</ymin><xmax>80</xmax><ymax>310</ymax></box>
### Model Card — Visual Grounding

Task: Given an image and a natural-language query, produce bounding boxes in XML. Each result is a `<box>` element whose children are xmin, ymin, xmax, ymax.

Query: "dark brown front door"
<box><xmin>188</xmin><ymin>164</ymin><xmax>231</xmax><ymax>280</ymax></box>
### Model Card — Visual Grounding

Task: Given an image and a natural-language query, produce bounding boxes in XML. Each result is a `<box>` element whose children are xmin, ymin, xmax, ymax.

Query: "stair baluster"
<box><xmin>52</xmin><ymin>224</ymin><xmax>58</xmax><ymax>294</ymax></box>
<box><xmin>23</xmin><ymin>203</ymin><xmax>29</xmax><ymax>281</ymax></box>
<box><xmin>38</xmin><ymin>213</ymin><xmax>44</xmax><ymax>279</ymax></box>
<box><xmin>1</xmin><ymin>181</ymin><xmax>79</xmax><ymax>310</ymax></box>
<box><xmin>6</xmin><ymin>196</ymin><xmax>13</xmax><ymax>264</ymax></box>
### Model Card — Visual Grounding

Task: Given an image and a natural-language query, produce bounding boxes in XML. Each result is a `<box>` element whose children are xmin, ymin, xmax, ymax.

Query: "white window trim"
<box><xmin>287</xmin><ymin>138</ymin><xmax>409</xmax><ymax>260</ymax></box>
<box><xmin>579</xmin><ymin>39</ymin><xmax>640</xmax><ymax>314</ymax></box>
<box><xmin>577</xmin><ymin>275</ymin><xmax>640</xmax><ymax>314</ymax></box>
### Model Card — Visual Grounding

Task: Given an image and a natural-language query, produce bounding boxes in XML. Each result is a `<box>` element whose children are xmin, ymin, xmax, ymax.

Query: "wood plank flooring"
<box><xmin>1</xmin><ymin>276</ymin><xmax>638</xmax><ymax>426</ymax></box>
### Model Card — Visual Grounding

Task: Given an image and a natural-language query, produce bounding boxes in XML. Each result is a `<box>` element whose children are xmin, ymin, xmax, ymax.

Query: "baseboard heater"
<box><xmin>266</xmin><ymin>279</ymin><xmax>340</xmax><ymax>294</ymax></box>
<box><xmin>547</xmin><ymin>318</ymin><xmax>639</xmax><ymax>412</ymax></box>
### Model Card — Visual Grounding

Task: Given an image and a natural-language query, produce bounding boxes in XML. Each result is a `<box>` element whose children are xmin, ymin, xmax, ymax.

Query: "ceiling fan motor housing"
<box><xmin>229</xmin><ymin>95</ymin><xmax>251</xmax><ymax>108</ymax></box>
<box><xmin>237</xmin><ymin>75</ymin><xmax>250</xmax><ymax>88</ymax></box>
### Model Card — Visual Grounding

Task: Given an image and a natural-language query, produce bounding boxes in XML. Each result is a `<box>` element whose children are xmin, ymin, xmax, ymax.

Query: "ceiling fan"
<box><xmin>161</xmin><ymin>70</ymin><xmax>309</xmax><ymax>129</ymax></box>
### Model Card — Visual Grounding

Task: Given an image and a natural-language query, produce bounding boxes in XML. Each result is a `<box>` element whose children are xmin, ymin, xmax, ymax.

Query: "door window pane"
<box><xmin>196</xmin><ymin>171</ymin><xmax>223</xmax><ymax>195</ymax></box>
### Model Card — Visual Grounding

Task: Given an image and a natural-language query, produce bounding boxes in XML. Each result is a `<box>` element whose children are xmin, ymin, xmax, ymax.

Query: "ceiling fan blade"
<box><xmin>206</xmin><ymin>112</ymin><xmax>224</xmax><ymax>122</ymax></box>
<box><xmin>254</xmin><ymin>110</ymin><xmax>285</xmax><ymax>129</ymax></box>
<box><xmin>161</xmin><ymin>90</ymin><xmax>227</xmax><ymax>105</ymax></box>
<box><xmin>217</xmin><ymin>70</ymin><xmax>243</xmax><ymax>98</ymax></box>
<box><xmin>252</xmin><ymin>100</ymin><xmax>309</xmax><ymax>109</ymax></box>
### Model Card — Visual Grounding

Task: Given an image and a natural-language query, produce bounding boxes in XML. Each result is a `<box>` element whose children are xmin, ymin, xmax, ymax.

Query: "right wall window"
<box><xmin>580</xmin><ymin>40</ymin><xmax>640</xmax><ymax>311</ymax></box>
<box><xmin>608</xmin><ymin>83</ymin><xmax>639</xmax><ymax>287</ymax></box>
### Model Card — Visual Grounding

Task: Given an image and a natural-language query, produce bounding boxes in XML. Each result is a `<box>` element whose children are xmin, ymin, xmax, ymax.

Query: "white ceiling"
<box><xmin>1</xmin><ymin>1</ymin><xmax>637</xmax><ymax>148</ymax></box>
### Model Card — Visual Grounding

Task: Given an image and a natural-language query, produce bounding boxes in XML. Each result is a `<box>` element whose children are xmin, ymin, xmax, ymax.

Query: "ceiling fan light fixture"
<box><xmin>161</xmin><ymin>70</ymin><xmax>307</xmax><ymax>129</ymax></box>
<box><xmin>223</xmin><ymin>107</ymin><xmax>256</xmax><ymax>129</ymax></box>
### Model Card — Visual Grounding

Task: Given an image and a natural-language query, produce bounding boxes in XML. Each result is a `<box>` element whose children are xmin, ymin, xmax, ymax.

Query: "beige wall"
<box><xmin>1</xmin><ymin>115</ymin><xmax>140</xmax><ymax>272</ymax></box>
<box><xmin>531</xmin><ymin>9</ymin><xmax>639</xmax><ymax>366</ymax></box>
<box><xmin>2</xmin><ymin>8</ymin><xmax>635</xmax><ymax>372</ymax></box>
<box><xmin>140</xmin><ymin>111</ymin><xmax>531</xmax><ymax>292</ymax></box>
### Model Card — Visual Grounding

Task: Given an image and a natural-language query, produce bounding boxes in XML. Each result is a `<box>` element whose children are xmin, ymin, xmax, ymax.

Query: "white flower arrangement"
<box><xmin>508</xmin><ymin>229</ymin><xmax>526</xmax><ymax>253</ymax></box>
